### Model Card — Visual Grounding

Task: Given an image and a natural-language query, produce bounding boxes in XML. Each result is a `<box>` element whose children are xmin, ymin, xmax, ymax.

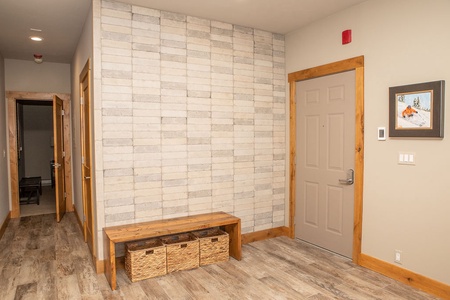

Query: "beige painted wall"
<box><xmin>71</xmin><ymin>2</ymin><xmax>93</xmax><ymax>224</ymax></box>
<box><xmin>0</xmin><ymin>53</ymin><xmax>10</xmax><ymax>223</ymax></box>
<box><xmin>286</xmin><ymin>0</ymin><xmax>450</xmax><ymax>285</ymax></box>
<box><xmin>5</xmin><ymin>59</ymin><xmax>71</xmax><ymax>93</ymax></box>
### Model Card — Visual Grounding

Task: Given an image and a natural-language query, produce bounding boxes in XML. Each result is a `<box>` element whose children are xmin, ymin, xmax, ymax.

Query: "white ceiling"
<box><xmin>0</xmin><ymin>0</ymin><xmax>91</xmax><ymax>63</ymax></box>
<box><xmin>0</xmin><ymin>0</ymin><xmax>367</xmax><ymax>64</ymax></box>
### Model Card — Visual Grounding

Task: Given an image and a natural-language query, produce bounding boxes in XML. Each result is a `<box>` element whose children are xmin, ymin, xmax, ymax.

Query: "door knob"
<box><xmin>53</xmin><ymin>162</ymin><xmax>61</xmax><ymax>168</ymax></box>
<box><xmin>339</xmin><ymin>169</ymin><xmax>354</xmax><ymax>185</ymax></box>
<box><xmin>84</xmin><ymin>176</ymin><xmax>91</xmax><ymax>179</ymax></box>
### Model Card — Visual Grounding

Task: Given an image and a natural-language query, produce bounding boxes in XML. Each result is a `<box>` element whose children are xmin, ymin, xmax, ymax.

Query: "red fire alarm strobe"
<box><xmin>34</xmin><ymin>54</ymin><xmax>43</xmax><ymax>64</ymax></box>
<box><xmin>342</xmin><ymin>29</ymin><xmax>352</xmax><ymax>45</ymax></box>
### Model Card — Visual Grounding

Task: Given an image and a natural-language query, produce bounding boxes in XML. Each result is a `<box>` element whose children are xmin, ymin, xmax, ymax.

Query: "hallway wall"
<box><xmin>71</xmin><ymin>1</ymin><xmax>94</xmax><ymax>230</ymax></box>
<box><xmin>5</xmin><ymin>59</ymin><xmax>70</xmax><ymax>93</ymax></box>
<box><xmin>0</xmin><ymin>53</ymin><xmax>9</xmax><ymax>224</ymax></box>
<box><xmin>4</xmin><ymin>59</ymin><xmax>71</xmax><ymax>221</ymax></box>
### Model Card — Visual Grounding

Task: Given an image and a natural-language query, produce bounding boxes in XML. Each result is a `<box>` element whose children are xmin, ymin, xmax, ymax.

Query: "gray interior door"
<box><xmin>295</xmin><ymin>70</ymin><xmax>355</xmax><ymax>258</ymax></box>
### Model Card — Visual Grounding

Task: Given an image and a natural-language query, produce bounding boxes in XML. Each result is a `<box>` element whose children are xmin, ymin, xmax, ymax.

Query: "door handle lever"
<box><xmin>339</xmin><ymin>169</ymin><xmax>354</xmax><ymax>185</ymax></box>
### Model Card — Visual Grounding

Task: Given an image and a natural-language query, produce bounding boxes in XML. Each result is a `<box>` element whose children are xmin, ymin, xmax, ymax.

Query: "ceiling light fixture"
<box><xmin>30</xmin><ymin>28</ymin><xmax>42</xmax><ymax>32</ymax></box>
<box><xmin>30</xmin><ymin>36</ymin><xmax>43</xmax><ymax>42</ymax></box>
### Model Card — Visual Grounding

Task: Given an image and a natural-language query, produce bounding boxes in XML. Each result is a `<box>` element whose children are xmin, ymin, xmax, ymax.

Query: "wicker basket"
<box><xmin>192</xmin><ymin>228</ymin><xmax>229</xmax><ymax>266</ymax></box>
<box><xmin>125</xmin><ymin>238</ymin><xmax>166</xmax><ymax>282</ymax></box>
<box><xmin>161</xmin><ymin>233</ymin><xmax>199</xmax><ymax>273</ymax></box>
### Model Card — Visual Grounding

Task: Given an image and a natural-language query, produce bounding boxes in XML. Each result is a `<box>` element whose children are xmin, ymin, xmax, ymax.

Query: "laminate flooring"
<box><xmin>0</xmin><ymin>213</ymin><xmax>439</xmax><ymax>300</ymax></box>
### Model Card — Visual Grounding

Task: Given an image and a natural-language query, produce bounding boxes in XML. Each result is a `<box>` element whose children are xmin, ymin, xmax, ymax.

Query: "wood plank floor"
<box><xmin>0</xmin><ymin>213</ymin><xmax>439</xmax><ymax>300</ymax></box>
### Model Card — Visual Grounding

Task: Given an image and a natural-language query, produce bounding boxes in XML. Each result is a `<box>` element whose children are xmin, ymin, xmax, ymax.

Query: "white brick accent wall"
<box><xmin>98</xmin><ymin>0</ymin><xmax>286</xmax><ymax>234</ymax></box>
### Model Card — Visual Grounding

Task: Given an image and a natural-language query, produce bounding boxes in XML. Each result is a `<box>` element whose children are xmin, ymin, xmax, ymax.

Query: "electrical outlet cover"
<box><xmin>395</xmin><ymin>250</ymin><xmax>402</xmax><ymax>264</ymax></box>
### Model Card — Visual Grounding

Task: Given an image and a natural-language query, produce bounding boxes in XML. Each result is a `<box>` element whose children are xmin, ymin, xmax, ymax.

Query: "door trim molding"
<box><xmin>80</xmin><ymin>59</ymin><xmax>96</xmax><ymax>258</ymax></box>
<box><xmin>0</xmin><ymin>212</ymin><xmax>11</xmax><ymax>240</ymax></box>
<box><xmin>288</xmin><ymin>56</ymin><xmax>364</xmax><ymax>263</ymax></box>
<box><xmin>242</xmin><ymin>226</ymin><xmax>290</xmax><ymax>245</ymax></box>
<box><xmin>6</xmin><ymin>91</ymin><xmax>73</xmax><ymax>218</ymax></box>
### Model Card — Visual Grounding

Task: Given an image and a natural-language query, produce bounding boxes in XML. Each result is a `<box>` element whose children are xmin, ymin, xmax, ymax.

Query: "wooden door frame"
<box><xmin>288</xmin><ymin>56</ymin><xmax>364</xmax><ymax>263</ymax></box>
<box><xmin>7</xmin><ymin>91</ymin><xmax>73</xmax><ymax>218</ymax></box>
<box><xmin>53</xmin><ymin>95</ymin><xmax>66</xmax><ymax>222</ymax></box>
<box><xmin>80</xmin><ymin>59</ymin><xmax>96</xmax><ymax>257</ymax></box>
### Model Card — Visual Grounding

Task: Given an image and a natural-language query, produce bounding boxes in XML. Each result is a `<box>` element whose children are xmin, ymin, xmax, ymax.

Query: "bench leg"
<box><xmin>104</xmin><ymin>233</ymin><xmax>117</xmax><ymax>290</ymax></box>
<box><xmin>223</xmin><ymin>220</ymin><xmax>242</xmax><ymax>260</ymax></box>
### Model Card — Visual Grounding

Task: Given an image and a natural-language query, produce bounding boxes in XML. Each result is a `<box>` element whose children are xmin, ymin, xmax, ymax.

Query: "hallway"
<box><xmin>0</xmin><ymin>213</ymin><xmax>437</xmax><ymax>299</ymax></box>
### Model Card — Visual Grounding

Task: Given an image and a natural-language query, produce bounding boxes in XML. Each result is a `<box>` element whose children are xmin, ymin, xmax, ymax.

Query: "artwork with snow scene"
<box><xmin>395</xmin><ymin>90</ymin><xmax>432</xmax><ymax>130</ymax></box>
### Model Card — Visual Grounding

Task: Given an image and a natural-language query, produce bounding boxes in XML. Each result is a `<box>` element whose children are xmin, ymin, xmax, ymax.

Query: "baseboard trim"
<box><xmin>73</xmin><ymin>205</ymin><xmax>83</xmax><ymax>231</ymax></box>
<box><xmin>41</xmin><ymin>180</ymin><xmax>52</xmax><ymax>186</ymax></box>
<box><xmin>359</xmin><ymin>253</ymin><xmax>450</xmax><ymax>299</ymax></box>
<box><xmin>96</xmin><ymin>257</ymin><xmax>123</xmax><ymax>274</ymax></box>
<box><xmin>242</xmin><ymin>226</ymin><xmax>290</xmax><ymax>244</ymax></box>
<box><xmin>0</xmin><ymin>212</ymin><xmax>11</xmax><ymax>240</ymax></box>
<box><xmin>74</xmin><ymin>206</ymin><xmax>104</xmax><ymax>274</ymax></box>
<box><xmin>95</xmin><ymin>256</ymin><xmax>105</xmax><ymax>274</ymax></box>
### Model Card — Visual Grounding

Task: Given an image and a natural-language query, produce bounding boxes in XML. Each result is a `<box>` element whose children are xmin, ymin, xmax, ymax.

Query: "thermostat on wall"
<box><xmin>378</xmin><ymin>127</ymin><xmax>386</xmax><ymax>141</ymax></box>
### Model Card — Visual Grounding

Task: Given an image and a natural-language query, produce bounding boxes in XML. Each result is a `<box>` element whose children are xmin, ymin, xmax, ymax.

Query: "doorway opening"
<box><xmin>16</xmin><ymin>100</ymin><xmax>56</xmax><ymax>217</ymax></box>
<box><xmin>7</xmin><ymin>91</ymin><xmax>73</xmax><ymax>220</ymax></box>
<box><xmin>288</xmin><ymin>56</ymin><xmax>364</xmax><ymax>263</ymax></box>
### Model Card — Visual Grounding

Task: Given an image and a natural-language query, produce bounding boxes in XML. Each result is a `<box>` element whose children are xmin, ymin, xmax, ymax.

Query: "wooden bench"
<box><xmin>103</xmin><ymin>211</ymin><xmax>242</xmax><ymax>290</ymax></box>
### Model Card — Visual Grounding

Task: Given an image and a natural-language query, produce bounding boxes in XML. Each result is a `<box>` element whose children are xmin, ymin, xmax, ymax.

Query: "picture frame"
<box><xmin>389</xmin><ymin>80</ymin><xmax>445</xmax><ymax>138</ymax></box>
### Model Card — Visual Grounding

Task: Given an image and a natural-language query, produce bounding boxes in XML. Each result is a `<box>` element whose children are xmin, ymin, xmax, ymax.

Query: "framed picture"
<box><xmin>389</xmin><ymin>80</ymin><xmax>445</xmax><ymax>138</ymax></box>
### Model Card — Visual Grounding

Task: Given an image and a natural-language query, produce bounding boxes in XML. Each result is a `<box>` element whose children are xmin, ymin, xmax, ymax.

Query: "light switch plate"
<box><xmin>378</xmin><ymin>127</ymin><xmax>386</xmax><ymax>141</ymax></box>
<box><xmin>398</xmin><ymin>152</ymin><xmax>416</xmax><ymax>165</ymax></box>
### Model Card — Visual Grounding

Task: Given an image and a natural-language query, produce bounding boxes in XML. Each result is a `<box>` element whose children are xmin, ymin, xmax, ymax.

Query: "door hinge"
<box><xmin>61</xmin><ymin>109</ymin><xmax>65</xmax><ymax>116</ymax></box>
<box><xmin>82</xmin><ymin>156</ymin><xmax>85</xmax><ymax>164</ymax></box>
<box><xmin>62</xmin><ymin>151</ymin><xmax>66</xmax><ymax>158</ymax></box>
<box><xmin>64</xmin><ymin>192</ymin><xmax>67</xmax><ymax>199</ymax></box>
<box><xmin>83</xmin><ymin>215</ymin><xmax>86</xmax><ymax>223</ymax></box>
<box><xmin>81</xmin><ymin>96</ymin><xmax>84</xmax><ymax>105</ymax></box>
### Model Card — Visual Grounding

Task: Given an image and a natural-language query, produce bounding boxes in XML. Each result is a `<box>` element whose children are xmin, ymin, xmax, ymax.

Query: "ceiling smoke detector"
<box><xmin>34</xmin><ymin>54</ymin><xmax>43</xmax><ymax>64</ymax></box>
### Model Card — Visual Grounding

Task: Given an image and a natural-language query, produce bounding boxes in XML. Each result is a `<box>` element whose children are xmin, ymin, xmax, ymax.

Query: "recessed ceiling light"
<box><xmin>30</xmin><ymin>36</ymin><xmax>43</xmax><ymax>42</ymax></box>
<box><xmin>30</xmin><ymin>28</ymin><xmax>42</xmax><ymax>32</ymax></box>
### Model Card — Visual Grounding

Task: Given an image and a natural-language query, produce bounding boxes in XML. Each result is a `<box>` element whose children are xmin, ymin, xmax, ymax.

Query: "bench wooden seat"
<box><xmin>103</xmin><ymin>211</ymin><xmax>241</xmax><ymax>290</ymax></box>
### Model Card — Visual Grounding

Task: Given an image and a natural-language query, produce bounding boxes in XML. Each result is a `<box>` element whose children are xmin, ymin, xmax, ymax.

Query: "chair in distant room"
<box><xmin>19</xmin><ymin>176</ymin><xmax>41</xmax><ymax>205</ymax></box>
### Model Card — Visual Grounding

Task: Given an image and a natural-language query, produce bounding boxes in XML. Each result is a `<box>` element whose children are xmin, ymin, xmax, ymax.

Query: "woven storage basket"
<box><xmin>192</xmin><ymin>228</ymin><xmax>229</xmax><ymax>266</ymax></box>
<box><xmin>161</xmin><ymin>233</ymin><xmax>199</xmax><ymax>273</ymax></box>
<box><xmin>125</xmin><ymin>238</ymin><xmax>166</xmax><ymax>282</ymax></box>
